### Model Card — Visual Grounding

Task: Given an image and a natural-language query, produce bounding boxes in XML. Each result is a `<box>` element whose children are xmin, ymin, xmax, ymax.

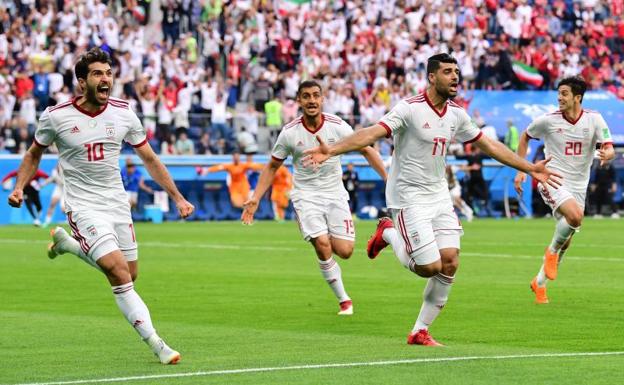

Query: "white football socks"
<box><xmin>318</xmin><ymin>258</ymin><xmax>350</xmax><ymax>303</ymax></box>
<box><xmin>414</xmin><ymin>273</ymin><xmax>454</xmax><ymax>331</ymax></box>
<box><xmin>112</xmin><ymin>282</ymin><xmax>156</xmax><ymax>340</ymax></box>
<box><xmin>548</xmin><ymin>217</ymin><xmax>577</xmax><ymax>253</ymax></box>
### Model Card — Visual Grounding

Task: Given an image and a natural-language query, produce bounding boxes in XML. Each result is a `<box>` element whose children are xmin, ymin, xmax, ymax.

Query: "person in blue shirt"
<box><xmin>121</xmin><ymin>157</ymin><xmax>153</xmax><ymax>211</ymax></box>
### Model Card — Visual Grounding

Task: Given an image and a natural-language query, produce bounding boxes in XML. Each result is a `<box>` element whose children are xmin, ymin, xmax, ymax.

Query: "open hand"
<box><xmin>529</xmin><ymin>156</ymin><xmax>562</xmax><ymax>190</ymax></box>
<box><xmin>302</xmin><ymin>135</ymin><xmax>331</xmax><ymax>170</ymax></box>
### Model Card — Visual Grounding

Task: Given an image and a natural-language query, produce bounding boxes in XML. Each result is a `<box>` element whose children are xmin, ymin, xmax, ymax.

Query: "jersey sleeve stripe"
<box><xmin>464</xmin><ymin>131</ymin><xmax>483</xmax><ymax>144</ymax></box>
<box><xmin>271</xmin><ymin>155</ymin><xmax>286</xmax><ymax>162</ymax></box>
<box><xmin>526</xmin><ymin>132</ymin><xmax>536</xmax><ymax>140</ymax></box>
<box><xmin>131</xmin><ymin>139</ymin><xmax>148</xmax><ymax>148</ymax></box>
<box><xmin>33</xmin><ymin>138</ymin><xmax>49</xmax><ymax>148</ymax></box>
<box><xmin>378</xmin><ymin>121</ymin><xmax>392</xmax><ymax>138</ymax></box>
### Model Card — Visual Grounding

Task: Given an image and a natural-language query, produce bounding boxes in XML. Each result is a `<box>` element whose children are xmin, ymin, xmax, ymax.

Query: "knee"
<box><xmin>442</xmin><ymin>259</ymin><xmax>459</xmax><ymax>276</ymax></box>
<box><xmin>412</xmin><ymin>260</ymin><xmax>442</xmax><ymax>278</ymax></box>
<box><xmin>334</xmin><ymin>244</ymin><xmax>354</xmax><ymax>259</ymax></box>
<box><xmin>104</xmin><ymin>262</ymin><xmax>132</xmax><ymax>284</ymax></box>
<box><xmin>566</xmin><ymin>212</ymin><xmax>583</xmax><ymax>228</ymax></box>
<box><xmin>312</xmin><ymin>237</ymin><xmax>332</xmax><ymax>259</ymax></box>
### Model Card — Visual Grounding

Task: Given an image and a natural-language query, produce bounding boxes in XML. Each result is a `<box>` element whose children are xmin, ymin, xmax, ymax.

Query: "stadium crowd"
<box><xmin>0</xmin><ymin>0</ymin><xmax>623</xmax><ymax>156</ymax></box>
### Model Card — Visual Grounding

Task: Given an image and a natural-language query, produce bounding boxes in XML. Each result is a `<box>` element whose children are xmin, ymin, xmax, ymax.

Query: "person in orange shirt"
<box><xmin>271</xmin><ymin>165</ymin><xmax>292</xmax><ymax>221</ymax></box>
<box><xmin>198</xmin><ymin>152</ymin><xmax>264</xmax><ymax>208</ymax></box>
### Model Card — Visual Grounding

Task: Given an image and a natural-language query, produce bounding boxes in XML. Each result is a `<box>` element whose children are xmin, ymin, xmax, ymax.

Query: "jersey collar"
<box><xmin>423</xmin><ymin>91</ymin><xmax>448</xmax><ymax>118</ymax></box>
<box><xmin>72</xmin><ymin>96</ymin><xmax>108</xmax><ymax>117</ymax></box>
<box><xmin>302</xmin><ymin>114</ymin><xmax>325</xmax><ymax>134</ymax></box>
<box><xmin>561</xmin><ymin>109</ymin><xmax>584</xmax><ymax>125</ymax></box>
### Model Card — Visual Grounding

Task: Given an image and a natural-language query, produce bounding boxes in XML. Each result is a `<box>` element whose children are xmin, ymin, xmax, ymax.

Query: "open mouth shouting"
<box><xmin>96</xmin><ymin>84</ymin><xmax>111</xmax><ymax>100</ymax></box>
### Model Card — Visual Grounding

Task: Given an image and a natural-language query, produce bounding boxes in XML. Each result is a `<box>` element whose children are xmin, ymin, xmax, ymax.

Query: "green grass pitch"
<box><xmin>1</xmin><ymin>218</ymin><xmax>623</xmax><ymax>385</ymax></box>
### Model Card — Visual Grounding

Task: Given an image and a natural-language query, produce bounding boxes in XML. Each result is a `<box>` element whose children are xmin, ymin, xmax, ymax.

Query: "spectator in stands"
<box><xmin>342</xmin><ymin>163</ymin><xmax>360</xmax><ymax>216</ymax></box>
<box><xmin>589</xmin><ymin>159</ymin><xmax>619</xmax><ymax>218</ymax></box>
<box><xmin>504</xmin><ymin>119</ymin><xmax>519</xmax><ymax>152</ymax></box>
<box><xmin>264</xmin><ymin>94</ymin><xmax>283</xmax><ymax>145</ymax></box>
<box><xmin>121</xmin><ymin>157</ymin><xmax>153</xmax><ymax>212</ymax></box>
<box><xmin>237</xmin><ymin>126</ymin><xmax>258</xmax><ymax>155</ymax></box>
<box><xmin>174</xmin><ymin>131</ymin><xmax>195</xmax><ymax>155</ymax></box>
<box><xmin>160</xmin><ymin>133</ymin><xmax>178</xmax><ymax>156</ymax></box>
<box><xmin>210</xmin><ymin>91</ymin><xmax>231</xmax><ymax>140</ymax></box>
<box><xmin>197</xmin><ymin>132</ymin><xmax>216</xmax><ymax>155</ymax></box>
<box><xmin>461</xmin><ymin>145</ymin><xmax>491</xmax><ymax>217</ymax></box>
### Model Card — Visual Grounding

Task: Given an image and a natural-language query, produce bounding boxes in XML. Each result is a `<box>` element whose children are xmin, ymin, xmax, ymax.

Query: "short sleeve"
<box><xmin>124</xmin><ymin>109</ymin><xmax>148</xmax><ymax>148</ymax></box>
<box><xmin>378</xmin><ymin>100</ymin><xmax>409</xmax><ymax>138</ymax></box>
<box><xmin>271</xmin><ymin>129</ymin><xmax>290</xmax><ymax>160</ymax></box>
<box><xmin>33</xmin><ymin>108</ymin><xmax>56</xmax><ymax>147</ymax></box>
<box><xmin>526</xmin><ymin>115</ymin><xmax>548</xmax><ymax>140</ymax></box>
<box><xmin>454</xmin><ymin>109</ymin><xmax>482</xmax><ymax>144</ymax></box>
<box><xmin>337</xmin><ymin>120</ymin><xmax>354</xmax><ymax>139</ymax></box>
<box><xmin>594</xmin><ymin>113</ymin><xmax>613</xmax><ymax>144</ymax></box>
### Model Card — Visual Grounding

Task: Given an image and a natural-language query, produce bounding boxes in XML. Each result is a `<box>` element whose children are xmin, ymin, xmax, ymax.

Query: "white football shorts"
<box><xmin>67</xmin><ymin>205</ymin><xmax>138</xmax><ymax>263</ymax></box>
<box><xmin>292</xmin><ymin>196</ymin><xmax>355</xmax><ymax>242</ymax></box>
<box><xmin>389</xmin><ymin>197</ymin><xmax>463</xmax><ymax>265</ymax></box>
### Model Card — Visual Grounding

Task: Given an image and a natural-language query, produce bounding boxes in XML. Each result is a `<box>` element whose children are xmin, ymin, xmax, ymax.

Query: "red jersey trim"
<box><xmin>423</xmin><ymin>91</ymin><xmax>448</xmax><ymax>118</ymax></box>
<box><xmin>378</xmin><ymin>121</ymin><xmax>392</xmax><ymax>138</ymax></box>
<box><xmin>562</xmin><ymin>110</ymin><xmax>584</xmax><ymax>125</ymax></box>
<box><xmin>108</xmin><ymin>101</ymin><xmax>129</xmax><ymax>109</ymax></box>
<box><xmin>131</xmin><ymin>139</ymin><xmax>148</xmax><ymax>148</ymax></box>
<box><xmin>601</xmin><ymin>141</ymin><xmax>614</xmax><ymax>147</ymax></box>
<box><xmin>283</xmin><ymin>117</ymin><xmax>302</xmax><ymax>130</ymax></box>
<box><xmin>72</xmin><ymin>96</ymin><xmax>108</xmax><ymax>117</ymax></box>
<box><xmin>301</xmin><ymin>115</ymin><xmax>325</xmax><ymax>134</ymax></box>
<box><xmin>464</xmin><ymin>131</ymin><xmax>483</xmax><ymax>144</ymax></box>
<box><xmin>33</xmin><ymin>138</ymin><xmax>49</xmax><ymax>148</ymax></box>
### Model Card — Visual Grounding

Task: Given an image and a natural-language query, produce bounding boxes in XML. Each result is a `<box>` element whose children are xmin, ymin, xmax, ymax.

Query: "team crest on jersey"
<box><xmin>86</xmin><ymin>225</ymin><xmax>97</xmax><ymax>237</ymax></box>
<box><xmin>106</xmin><ymin>124</ymin><xmax>115</xmax><ymax>137</ymax></box>
<box><xmin>411</xmin><ymin>231</ymin><xmax>420</xmax><ymax>245</ymax></box>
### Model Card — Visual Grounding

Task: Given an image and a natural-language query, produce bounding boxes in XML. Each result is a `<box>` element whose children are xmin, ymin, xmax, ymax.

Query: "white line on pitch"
<box><xmin>7</xmin><ymin>351</ymin><xmax>624</xmax><ymax>385</ymax></box>
<box><xmin>1</xmin><ymin>239</ymin><xmax>623</xmax><ymax>262</ymax></box>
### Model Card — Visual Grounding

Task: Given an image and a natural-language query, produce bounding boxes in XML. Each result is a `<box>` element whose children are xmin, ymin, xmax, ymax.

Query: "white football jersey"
<box><xmin>526</xmin><ymin>109</ymin><xmax>613</xmax><ymax>193</ymax></box>
<box><xmin>272</xmin><ymin>113</ymin><xmax>353</xmax><ymax>201</ymax></box>
<box><xmin>34</xmin><ymin>97</ymin><xmax>147</xmax><ymax>212</ymax></box>
<box><xmin>379</xmin><ymin>92</ymin><xmax>482</xmax><ymax>208</ymax></box>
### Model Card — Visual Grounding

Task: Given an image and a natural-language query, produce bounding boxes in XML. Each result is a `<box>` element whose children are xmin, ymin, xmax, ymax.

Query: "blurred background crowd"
<box><xmin>0</xmin><ymin>0</ymin><xmax>623</xmax><ymax>157</ymax></box>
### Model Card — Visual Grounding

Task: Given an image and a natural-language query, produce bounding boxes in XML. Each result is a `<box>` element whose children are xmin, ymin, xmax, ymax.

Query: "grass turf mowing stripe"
<box><xmin>8</xmin><ymin>351</ymin><xmax>624</xmax><ymax>385</ymax></box>
<box><xmin>2</xmin><ymin>238</ymin><xmax>623</xmax><ymax>262</ymax></box>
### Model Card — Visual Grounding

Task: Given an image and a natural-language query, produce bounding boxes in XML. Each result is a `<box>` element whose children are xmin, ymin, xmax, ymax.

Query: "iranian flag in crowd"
<box><xmin>512</xmin><ymin>61</ymin><xmax>544</xmax><ymax>87</ymax></box>
<box><xmin>276</xmin><ymin>0</ymin><xmax>312</xmax><ymax>16</ymax></box>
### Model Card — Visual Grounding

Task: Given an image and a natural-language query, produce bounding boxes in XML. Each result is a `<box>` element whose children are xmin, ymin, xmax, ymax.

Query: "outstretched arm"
<box><xmin>303</xmin><ymin>124</ymin><xmax>389</xmax><ymax>166</ymax></box>
<box><xmin>359</xmin><ymin>146</ymin><xmax>387</xmax><ymax>181</ymax></box>
<box><xmin>135</xmin><ymin>143</ymin><xmax>194</xmax><ymax>218</ymax></box>
<box><xmin>474</xmin><ymin>133</ymin><xmax>562</xmax><ymax>189</ymax></box>
<box><xmin>242</xmin><ymin>157</ymin><xmax>284</xmax><ymax>224</ymax></box>
<box><xmin>513</xmin><ymin>131</ymin><xmax>532</xmax><ymax>194</ymax></box>
<box><xmin>8</xmin><ymin>144</ymin><xmax>45</xmax><ymax>207</ymax></box>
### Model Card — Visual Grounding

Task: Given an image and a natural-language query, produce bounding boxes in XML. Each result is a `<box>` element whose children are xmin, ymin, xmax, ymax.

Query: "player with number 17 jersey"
<box><xmin>380</xmin><ymin>92</ymin><xmax>482</xmax><ymax>208</ymax></box>
<box><xmin>34</xmin><ymin>97</ymin><xmax>146</xmax><ymax>213</ymax></box>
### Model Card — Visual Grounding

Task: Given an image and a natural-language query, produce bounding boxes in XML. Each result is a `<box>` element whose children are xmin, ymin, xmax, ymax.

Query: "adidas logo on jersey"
<box><xmin>70</xmin><ymin>126</ymin><xmax>80</xmax><ymax>134</ymax></box>
<box><xmin>423</xmin><ymin>122</ymin><xmax>431</xmax><ymax>129</ymax></box>
<box><xmin>296</xmin><ymin>141</ymin><xmax>304</xmax><ymax>146</ymax></box>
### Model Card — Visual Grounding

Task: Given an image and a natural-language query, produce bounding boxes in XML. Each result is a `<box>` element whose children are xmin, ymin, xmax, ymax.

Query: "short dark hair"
<box><xmin>74</xmin><ymin>47</ymin><xmax>112</xmax><ymax>81</ymax></box>
<box><xmin>558</xmin><ymin>76</ymin><xmax>587</xmax><ymax>102</ymax></box>
<box><xmin>297</xmin><ymin>80</ymin><xmax>323</xmax><ymax>96</ymax></box>
<box><xmin>426</xmin><ymin>53</ymin><xmax>458</xmax><ymax>75</ymax></box>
